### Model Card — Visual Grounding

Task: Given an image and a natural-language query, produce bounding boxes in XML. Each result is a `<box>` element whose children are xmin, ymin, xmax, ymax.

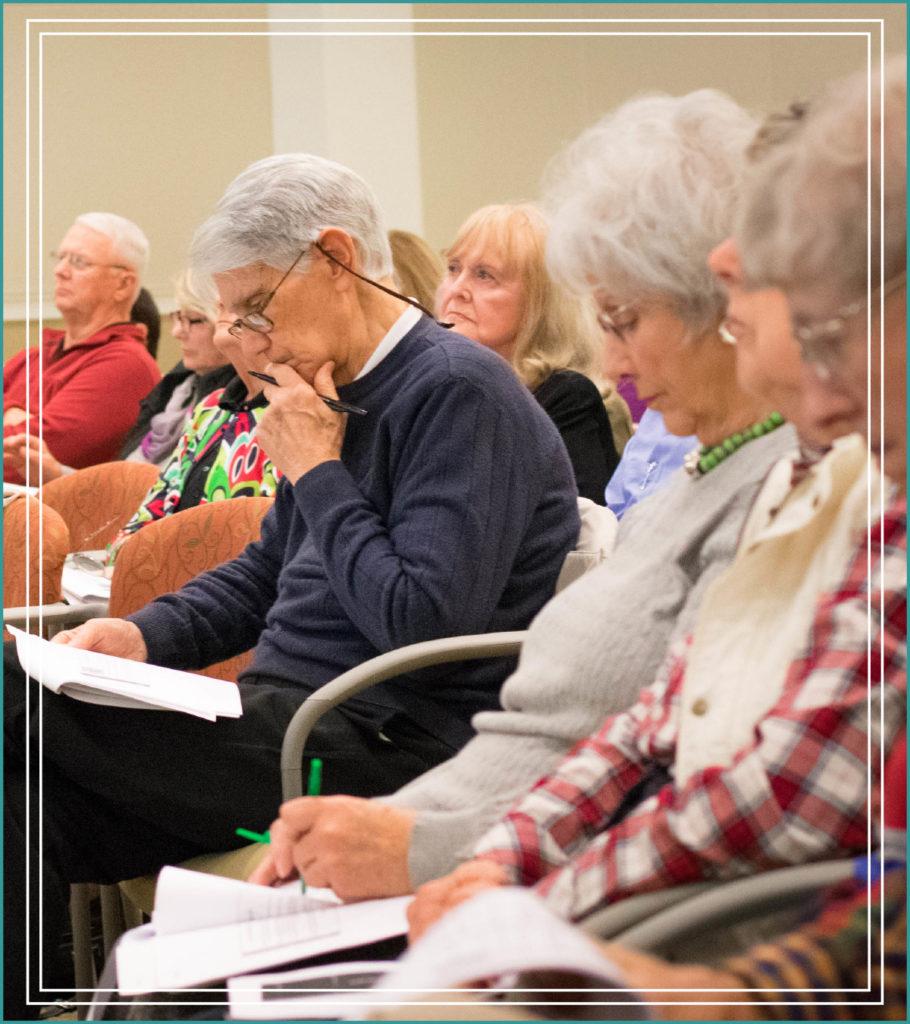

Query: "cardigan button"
<box><xmin>691</xmin><ymin>698</ymin><xmax>709</xmax><ymax>716</ymax></box>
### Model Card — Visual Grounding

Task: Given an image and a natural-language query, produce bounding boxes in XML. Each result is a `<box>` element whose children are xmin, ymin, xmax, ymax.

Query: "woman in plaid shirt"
<box><xmin>408</xmin><ymin>59</ymin><xmax>906</xmax><ymax>955</ymax></box>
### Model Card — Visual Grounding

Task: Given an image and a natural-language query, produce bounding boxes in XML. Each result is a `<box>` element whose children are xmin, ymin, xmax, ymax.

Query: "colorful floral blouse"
<box><xmin>106</xmin><ymin>376</ymin><xmax>280</xmax><ymax>562</ymax></box>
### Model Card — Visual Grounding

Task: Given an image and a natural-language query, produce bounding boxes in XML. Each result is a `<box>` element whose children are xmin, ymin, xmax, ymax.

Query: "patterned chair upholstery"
<box><xmin>108</xmin><ymin>495</ymin><xmax>275</xmax><ymax>681</ymax></box>
<box><xmin>3</xmin><ymin>496</ymin><xmax>70</xmax><ymax>639</ymax></box>
<box><xmin>40</xmin><ymin>460</ymin><xmax>161</xmax><ymax>552</ymax></box>
<box><xmin>69</xmin><ymin>495</ymin><xmax>274</xmax><ymax>992</ymax></box>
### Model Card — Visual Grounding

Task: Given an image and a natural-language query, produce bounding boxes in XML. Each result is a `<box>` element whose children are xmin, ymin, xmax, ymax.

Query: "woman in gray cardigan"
<box><xmin>250</xmin><ymin>89</ymin><xmax>797</xmax><ymax>898</ymax></box>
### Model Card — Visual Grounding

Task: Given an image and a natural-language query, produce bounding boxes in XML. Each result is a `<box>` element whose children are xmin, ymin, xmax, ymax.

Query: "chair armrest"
<box><xmin>280</xmin><ymin>631</ymin><xmax>527</xmax><ymax>801</ymax></box>
<box><xmin>615</xmin><ymin>857</ymin><xmax>857</xmax><ymax>954</ymax></box>
<box><xmin>3</xmin><ymin>599</ymin><xmax>109</xmax><ymax>636</ymax></box>
<box><xmin>579</xmin><ymin>882</ymin><xmax>714</xmax><ymax>940</ymax></box>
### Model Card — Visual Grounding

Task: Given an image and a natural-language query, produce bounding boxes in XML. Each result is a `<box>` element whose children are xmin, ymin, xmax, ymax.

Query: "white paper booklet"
<box><xmin>10</xmin><ymin>625</ymin><xmax>242</xmax><ymax>721</ymax></box>
<box><xmin>60</xmin><ymin>550</ymin><xmax>113</xmax><ymax>604</ymax></box>
<box><xmin>352</xmin><ymin>887</ymin><xmax>641</xmax><ymax>1016</ymax></box>
<box><xmin>116</xmin><ymin>866</ymin><xmax>412</xmax><ymax>995</ymax></box>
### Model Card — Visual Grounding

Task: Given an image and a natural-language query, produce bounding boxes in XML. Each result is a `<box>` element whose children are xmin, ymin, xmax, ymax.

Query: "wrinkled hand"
<box><xmin>249</xmin><ymin>796</ymin><xmax>416</xmax><ymax>900</ymax></box>
<box><xmin>51</xmin><ymin>618</ymin><xmax>147</xmax><ymax>661</ymax></box>
<box><xmin>2</xmin><ymin>433</ymin><xmax>63</xmax><ymax>484</ymax></box>
<box><xmin>407</xmin><ymin>859</ymin><xmax>510</xmax><ymax>943</ymax></box>
<box><xmin>254</xmin><ymin>361</ymin><xmax>346</xmax><ymax>484</ymax></box>
<box><xmin>598</xmin><ymin>943</ymin><xmax>749</xmax><ymax>1019</ymax></box>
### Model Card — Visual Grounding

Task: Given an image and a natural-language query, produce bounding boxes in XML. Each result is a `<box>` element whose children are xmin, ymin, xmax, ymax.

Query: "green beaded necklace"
<box><xmin>684</xmin><ymin>411</ymin><xmax>785</xmax><ymax>476</ymax></box>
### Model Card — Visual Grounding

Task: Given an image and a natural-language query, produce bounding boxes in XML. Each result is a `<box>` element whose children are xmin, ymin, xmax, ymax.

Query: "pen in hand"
<box><xmin>298</xmin><ymin>757</ymin><xmax>323</xmax><ymax>893</ymax></box>
<box><xmin>235</xmin><ymin>758</ymin><xmax>322</xmax><ymax>893</ymax></box>
<box><xmin>248</xmin><ymin>371</ymin><xmax>367</xmax><ymax>417</ymax></box>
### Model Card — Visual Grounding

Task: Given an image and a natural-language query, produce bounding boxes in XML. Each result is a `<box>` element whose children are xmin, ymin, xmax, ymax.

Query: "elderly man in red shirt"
<box><xmin>3</xmin><ymin>212</ymin><xmax>160</xmax><ymax>483</ymax></box>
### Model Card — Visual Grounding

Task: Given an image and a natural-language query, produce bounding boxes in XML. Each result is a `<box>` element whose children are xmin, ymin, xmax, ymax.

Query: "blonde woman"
<box><xmin>437</xmin><ymin>203</ymin><xmax>619</xmax><ymax>502</ymax></box>
<box><xmin>119</xmin><ymin>268</ymin><xmax>234</xmax><ymax>465</ymax></box>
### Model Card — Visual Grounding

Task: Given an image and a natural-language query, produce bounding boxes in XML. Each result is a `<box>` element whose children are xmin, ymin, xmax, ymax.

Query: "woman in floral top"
<box><xmin>106</xmin><ymin>312</ymin><xmax>280</xmax><ymax>562</ymax></box>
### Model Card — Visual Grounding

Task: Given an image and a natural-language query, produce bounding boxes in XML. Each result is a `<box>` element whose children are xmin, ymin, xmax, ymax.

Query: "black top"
<box><xmin>533</xmin><ymin>369</ymin><xmax>620</xmax><ymax>504</ymax></box>
<box><xmin>118</xmin><ymin>360</ymin><xmax>237</xmax><ymax>459</ymax></box>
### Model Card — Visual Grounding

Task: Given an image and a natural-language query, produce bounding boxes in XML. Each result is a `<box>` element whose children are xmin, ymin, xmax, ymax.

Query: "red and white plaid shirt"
<box><xmin>474</xmin><ymin>500</ymin><xmax>907</xmax><ymax>922</ymax></box>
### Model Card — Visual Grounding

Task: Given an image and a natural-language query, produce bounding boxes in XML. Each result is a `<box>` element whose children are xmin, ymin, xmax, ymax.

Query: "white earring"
<box><xmin>719</xmin><ymin>322</ymin><xmax>737</xmax><ymax>345</ymax></box>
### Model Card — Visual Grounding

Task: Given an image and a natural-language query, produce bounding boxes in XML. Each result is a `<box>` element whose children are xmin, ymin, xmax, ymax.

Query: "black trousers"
<box><xmin>3</xmin><ymin>642</ymin><xmax>456</xmax><ymax>1020</ymax></box>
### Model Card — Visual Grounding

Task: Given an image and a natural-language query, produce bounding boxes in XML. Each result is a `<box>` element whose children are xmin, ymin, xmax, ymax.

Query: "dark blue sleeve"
<box><xmin>294</xmin><ymin>376</ymin><xmax>576</xmax><ymax>653</ymax></box>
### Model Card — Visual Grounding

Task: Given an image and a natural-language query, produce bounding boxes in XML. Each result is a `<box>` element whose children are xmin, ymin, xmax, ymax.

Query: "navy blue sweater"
<box><xmin>129</xmin><ymin>317</ymin><xmax>579</xmax><ymax>747</ymax></box>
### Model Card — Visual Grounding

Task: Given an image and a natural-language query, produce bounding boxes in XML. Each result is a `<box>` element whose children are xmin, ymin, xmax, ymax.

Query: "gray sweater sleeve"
<box><xmin>381</xmin><ymin>425</ymin><xmax>798</xmax><ymax>886</ymax></box>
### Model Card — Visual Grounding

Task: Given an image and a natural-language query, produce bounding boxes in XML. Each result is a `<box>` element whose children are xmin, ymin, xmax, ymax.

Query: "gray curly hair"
<box><xmin>737</xmin><ymin>56</ymin><xmax>906</xmax><ymax>301</ymax></box>
<box><xmin>543</xmin><ymin>89</ymin><xmax>758</xmax><ymax>334</ymax></box>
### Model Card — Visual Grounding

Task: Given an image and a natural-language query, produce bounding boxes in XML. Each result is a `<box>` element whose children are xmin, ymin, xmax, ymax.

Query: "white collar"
<box><xmin>355</xmin><ymin>305</ymin><xmax>422</xmax><ymax>380</ymax></box>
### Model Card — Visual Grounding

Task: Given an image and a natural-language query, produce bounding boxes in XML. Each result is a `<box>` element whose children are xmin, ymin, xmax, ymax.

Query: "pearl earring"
<box><xmin>719</xmin><ymin>322</ymin><xmax>737</xmax><ymax>345</ymax></box>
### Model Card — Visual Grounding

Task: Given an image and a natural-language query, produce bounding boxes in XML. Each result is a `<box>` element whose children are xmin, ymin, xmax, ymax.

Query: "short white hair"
<box><xmin>544</xmin><ymin>90</ymin><xmax>758</xmax><ymax>332</ymax></box>
<box><xmin>75</xmin><ymin>211</ymin><xmax>149</xmax><ymax>284</ymax></box>
<box><xmin>190</xmin><ymin>153</ymin><xmax>393</xmax><ymax>281</ymax></box>
<box><xmin>737</xmin><ymin>57</ymin><xmax>906</xmax><ymax>300</ymax></box>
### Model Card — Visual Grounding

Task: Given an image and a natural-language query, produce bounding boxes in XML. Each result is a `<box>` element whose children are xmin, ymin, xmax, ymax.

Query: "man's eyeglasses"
<box><xmin>227</xmin><ymin>239</ymin><xmax>445</xmax><ymax>340</ymax></box>
<box><xmin>171</xmin><ymin>311</ymin><xmax>209</xmax><ymax>330</ymax></box>
<box><xmin>51</xmin><ymin>250</ymin><xmax>130</xmax><ymax>273</ymax></box>
<box><xmin>791</xmin><ymin>269</ymin><xmax>906</xmax><ymax>380</ymax></box>
<box><xmin>227</xmin><ymin>240</ymin><xmax>312</xmax><ymax>339</ymax></box>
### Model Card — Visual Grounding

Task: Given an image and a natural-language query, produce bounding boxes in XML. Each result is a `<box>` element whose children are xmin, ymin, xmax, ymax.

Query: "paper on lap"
<box><xmin>116</xmin><ymin>867</ymin><xmax>411</xmax><ymax>995</ymax></box>
<box><xmin>9</xmin><ymin>625</ymin><xmax>242</xmax><ymax>721</ymax></box>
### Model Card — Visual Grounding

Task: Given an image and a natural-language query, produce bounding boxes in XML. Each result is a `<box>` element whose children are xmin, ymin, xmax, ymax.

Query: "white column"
<box><xmin>268</xmin><ymin>3</ymin><xmax>423</xmax><ymax>234</ymax></box>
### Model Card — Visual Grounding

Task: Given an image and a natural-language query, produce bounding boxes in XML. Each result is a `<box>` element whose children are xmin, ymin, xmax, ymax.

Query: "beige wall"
<box><xmin>3</xmin><ymin>2</ymin><xmax>273</xmax><ymax>365</ymax></box>
<box><xmin>413</xmin><ymin>2</ymin><xmax>905</xmax><ymax>251</ymax></box>
<box><xmin>4</xmin><ymin>2</ymin><xmax>904</xmax><ymax>369</ymax></box>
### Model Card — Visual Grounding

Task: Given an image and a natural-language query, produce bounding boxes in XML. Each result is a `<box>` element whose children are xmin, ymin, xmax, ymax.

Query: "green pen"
<box><xmin>307</xmin><ymin>756</ymin><xmax>323</xmax><ymax>797</ymax></box>
<box><xmin>235</xmin><ymin>827</ymin><xmax>270</xmax><ymax>844</ymax></box>
<box><xmin>235</xmin><ymin>759</ymin><xmax>322</xmax><ymax>893</ymax></box>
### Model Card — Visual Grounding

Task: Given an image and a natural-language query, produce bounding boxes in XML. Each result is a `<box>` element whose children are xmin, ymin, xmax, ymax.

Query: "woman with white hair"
<box><xmin>736</xmin><ymin>55</ymin><xmax>906</xmax><ymax>495</ymax></box>
<box><xmin>405</xmin><ymin>79</ymin><xmax>903</xmax><ymax>946</ymax></box>
<box><xmin>542</xmin><ymin>60</ymin><xmax>907</xmax><ymax>1023</ymax></box>
<box><xmin>249</xmin><ymin>90</ymin><xmax>799</xmax><ymax>907</ymax></box>
<box><xmin>437</xmin><ymin>203</ymin><xmax>621</xmax><ymax>502</ymax></box>
<box><xmin>542</xmin><ymin>92</ymin><xmax>768</xmax><ymax>443</ymax></box>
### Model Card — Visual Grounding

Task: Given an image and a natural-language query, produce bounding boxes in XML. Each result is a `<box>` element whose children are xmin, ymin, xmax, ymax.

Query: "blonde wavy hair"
<box><xmin>388</xmin><ymin>229</ymin><xmax>444</xmax><ymax>312</ymax></box>
<box><xmin>444</xmin><ymin>203</ymin><xmax>600</xmax><ymax>390</ymax></box>
<box><xmin>173</xmin><ymin>267</ymin><xmax>217</xmax><ymax>322</ymax></box>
